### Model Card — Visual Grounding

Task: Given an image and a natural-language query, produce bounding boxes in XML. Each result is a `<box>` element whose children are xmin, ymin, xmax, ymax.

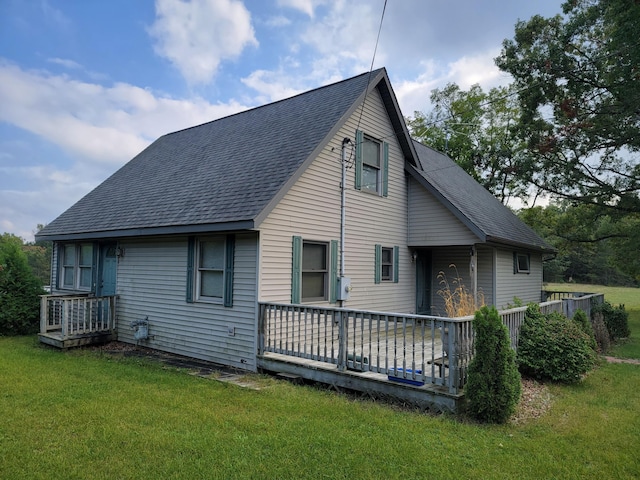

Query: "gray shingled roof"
<box><xmin>409</xmin><ymin>140</ymin><xmax>555</xmax><ymax>252</ymax></box>
<box><xmin>38</xmin><ymin>69</ymin><xmax>397</xmax><ymax>240</ymax></box>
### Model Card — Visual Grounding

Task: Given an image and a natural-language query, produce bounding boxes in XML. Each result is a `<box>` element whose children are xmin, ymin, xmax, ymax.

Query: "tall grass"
<box><xmin>437</xmin><ymin>264</ymin><xmax>485</xmax><ymax>317</ymax></box>
<box><xmin>1</xmin><ymin>336</ymin><xmax>639</xmax><ymax>479</ymax></box>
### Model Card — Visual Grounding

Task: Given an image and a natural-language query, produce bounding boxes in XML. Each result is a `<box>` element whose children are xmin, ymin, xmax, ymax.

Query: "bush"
<box><xmin>517</xmin><ymin>304</ymin><xmax>596</xmax><ymax>383</ymax></box>
<box><xmin>0</xmin><ymin>234</ymin><xmax>45</xmax><ymax>335</ymax></box>
<box><xmin>572</xmin><ymin>309</ymin><xmax>597</xmax><ymax>352</ymax></box>
<box><xmin>592</xmin><ymin>301</ymin><xmax>630</xmax><ymax>341</ymax></box>
<box><xmin>591</xmin><ymin>311</ymin><xmax>611</xmax><ymax>353</ymax></box>
<box><xmin>465</xmin><ymin>306</ymin><xmax>521</xmax><ymax>424</ymax></box>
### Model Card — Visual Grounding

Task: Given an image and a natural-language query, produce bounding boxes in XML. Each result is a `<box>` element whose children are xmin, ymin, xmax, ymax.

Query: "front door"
<box><xmin>98</xmin><ymin>244</ymin><xmax>117</xmax><ymax>296</ymax></box>
<box><xmin>415</xmin><ymin>249</ymin><xmax>432</xmax><ymax>315</ymax></box>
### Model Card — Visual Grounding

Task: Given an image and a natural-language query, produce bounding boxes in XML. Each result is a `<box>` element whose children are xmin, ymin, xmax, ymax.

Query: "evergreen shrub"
<box><xmin>592</xmin><ymin>301</ymin><xmax>630</xmax><ymax>341</ymax></box>
<box><xmin>0</xmin><ymin>234</ymin><xmax>44</xmax><ymax>336</ymax></box>
<box><xmin>465</xmin><ymin>306</ymin><xmax>521</xmax><ymax>424</ymax></box>
<box><xmin>517</xmin><ymin>304</ymin><xmax>596</xmax><ymax>383</ymax></box>
<box><xmin>572</xmin><ymin>309</ymin><xmax>597</xmax><ymax>351</ymax></box>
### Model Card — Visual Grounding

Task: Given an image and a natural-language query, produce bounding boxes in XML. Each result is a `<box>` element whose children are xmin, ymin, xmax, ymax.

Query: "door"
<box><xmin>415</xmin><ymin>249</ymin><xmax>432</xmax><ymax>315</ymax></box>
<box><xmin>98</xmin><ymin>244</ymin><xmax>117</xmax><ymax>296</ymax></box>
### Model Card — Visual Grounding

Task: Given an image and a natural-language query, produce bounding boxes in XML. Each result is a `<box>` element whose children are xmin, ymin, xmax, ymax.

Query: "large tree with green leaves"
<box><xmin>406</xmin><ymin>83</ymin><xmax>533</xmax><ymax>205</ymax></box>
<box><xmin>496</xmin><ymin>0</ymin><xmax>640</xmax><ymax>214</ymax></box>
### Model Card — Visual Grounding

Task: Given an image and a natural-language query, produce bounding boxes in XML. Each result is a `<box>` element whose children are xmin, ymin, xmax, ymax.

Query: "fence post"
<box><xmin>40</xmin><ymin>295</ymin><xmax>48</xmax><ymax>334</ymax></box>
<box><xmin>337</xmin><ymin>310</ymin><xmax>347</xmax><ymax>371</ymax></box>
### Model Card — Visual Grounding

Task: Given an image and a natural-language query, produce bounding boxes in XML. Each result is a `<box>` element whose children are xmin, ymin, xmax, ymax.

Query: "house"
<box><xmin>36</xmin><ymin>68</ymin><xmax>554</xmax><ymax>377</ymax></box>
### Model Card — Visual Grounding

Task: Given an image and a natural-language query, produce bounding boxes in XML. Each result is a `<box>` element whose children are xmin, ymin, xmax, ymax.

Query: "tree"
<box><xmin>496</xmin><ymin>0</ymin><xmax>640</xmax><ymax>214</ymax></box>
<box><xmin>0</xmin><ymin>233</ymin><xmax>45</xmax><ymax>335</ymax></box>
<box><xmin>406</xmin><ymin>83</ymin><xmax>533</xmax><ymax>205</ymax></box>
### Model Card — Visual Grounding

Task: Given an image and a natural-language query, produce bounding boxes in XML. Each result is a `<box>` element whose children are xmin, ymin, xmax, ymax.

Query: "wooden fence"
<box><xmin>40</xmin><ymin>295</ymin><xmax>117</xmax><ymax>338</ymax></box>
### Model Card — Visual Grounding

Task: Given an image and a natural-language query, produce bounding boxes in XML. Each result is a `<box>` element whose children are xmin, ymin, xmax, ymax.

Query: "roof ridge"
<box><xmin>164</xmin><ymin>68</ymin><xmax>387</xmax><ymax>138</ymax></box>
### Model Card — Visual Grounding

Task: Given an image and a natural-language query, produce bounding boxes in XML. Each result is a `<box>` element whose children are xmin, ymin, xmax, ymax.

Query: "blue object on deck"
<box><xmin>387</xmin><ymin>368</ymin><xmax>425</xmax><ymax>386</ymax></box>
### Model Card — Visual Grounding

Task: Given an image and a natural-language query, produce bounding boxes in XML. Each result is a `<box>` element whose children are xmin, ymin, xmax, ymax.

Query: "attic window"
<box><xmin>514</xmin><ymin>253</ymin><xmax>530</xmax><ymax>274</ymax></box>
<box><xmin>354</xmin><ymin>129</ymin><xmax>389</xmax><ymax>196</ymax></box>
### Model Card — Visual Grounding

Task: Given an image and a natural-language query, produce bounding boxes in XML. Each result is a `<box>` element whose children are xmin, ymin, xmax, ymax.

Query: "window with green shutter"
<box><xmin>187</xmin><ymin>235</ymin><xmax>234</xmax><ymax>306</ymax></box>
<box><xmin>375</xmin><ymin>244</ymin><xmax>399</xmax><ymax>283</ymax></box>
<box><xmin>355</xmin><ymin>129</ymin><xmax>388</xmax><ymax>196</ymax></box>
<box><xmin>292</xmin><ymin>236</ymin><xmax>337</xmax><ymax>304</ymax></box>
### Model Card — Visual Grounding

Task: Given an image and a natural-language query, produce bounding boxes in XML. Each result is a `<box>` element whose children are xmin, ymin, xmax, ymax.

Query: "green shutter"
<box><xmin>382</xmin><ymin>141</ymin><xmax>389</xmax><ymax>197</ymax></box>
<box><xmin>224</xmin><ymin>235</ymin><xmax>235</xmax><ymax>307</ymax></box>
<box><xmin>354</xmin><ymin>129</ymin><xmax>363</xmax><ymax>190</ymax></box>
<box><xmin>393</xmin><ymin>246</ymin><xmax>399</xmax><ymax>283</ymax></box>
<box><xmin>292</xmin><ymin>236</ymin><xmax>302</xmax><ymax>303</ymax></box>
<box><xmin>330</xmin><ymin>240</ymin><xmax>338</xmax><ymax>303</ymax></box>
<box><xmin>374</xmin><ymin>244</ymin><xmax>382</xmax><ymax>284</ymax></box>
<box><xmin>186</xmin><ymin>237</ymin><xmax>195</xmax><ymax>303</ymax></box>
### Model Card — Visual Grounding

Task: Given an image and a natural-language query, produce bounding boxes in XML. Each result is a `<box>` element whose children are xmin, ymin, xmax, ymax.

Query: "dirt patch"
<box><xmin>511</xmin><ymin>378</ymin><xmax>553</xmax><ymax>425</ymax></box>
<box><xmin>604</xmin><ymin>356</ymin><xmax>640</xmax><ymax>365</ymax></box>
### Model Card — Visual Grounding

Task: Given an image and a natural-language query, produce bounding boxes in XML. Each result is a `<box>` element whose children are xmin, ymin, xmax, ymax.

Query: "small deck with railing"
<box><xmin>39</xmin><ymin>294</ymin><xmax>117</xmax><ymax>349</ymax></box>
<box><xmin>257</xmin><ymin>292</ymin><xmax>604</xmax><ymax>412</ymax></box>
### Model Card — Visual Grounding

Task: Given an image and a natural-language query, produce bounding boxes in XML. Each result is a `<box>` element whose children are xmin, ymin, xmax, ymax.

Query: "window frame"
<box><xmin>301</xmin><ymin>240</ymin><xmax>329</xmax><ymax>303</ymax></box>
<box><xmin>187</xmin><ymin>235</ymin><xmax>235</xmax><ymax>307</ymax></box>
<box><xmin>375</xmin><ymin>244</ymin><xmax>399</xmax><ymax>284</ymax></box>
<box><xmin>361</xmin><ymin>135</ymin><xmax>381</xmax><ymax>194</ymax></box>
<box><xmin>60</xmin><ymin>243</ymin><xmax>94</xmax><ymax>291</ymax></box>
<box><xmin>355</xmin><ymin>129</ymin><xmax>389</xmax><ymax>197</ymax></box>
<box><xmin>514</xmin><ymin>252</ymin><xmax>531</xmax><ymax>274</ymax></box>
<box><xmin>195</xmin><ymin>237</ymin><xmax>226</xmax><ymax>303</ymax></box>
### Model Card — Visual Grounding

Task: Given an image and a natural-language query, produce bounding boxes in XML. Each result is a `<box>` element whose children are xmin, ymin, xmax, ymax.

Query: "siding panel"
<box><xmin>116</xmin><ymin>233</ymin><xmax>258</xmax><ymax>370</ymax></box>
<box><xmin>259</xmin><ymin>88</ymin><xmax>415</xmax><ymax>313</ymax></box>
<box><xmin>495</xmin><ymin>248</ymin><xmax>543</xmax><ymax>309</ymax></box>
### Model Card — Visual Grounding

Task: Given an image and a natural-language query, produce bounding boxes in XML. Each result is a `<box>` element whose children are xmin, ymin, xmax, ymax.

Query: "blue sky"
<box><xmin>0</xmin><ymin>0</ymin><xmax>565</xmax><ymax>241</ymax></box>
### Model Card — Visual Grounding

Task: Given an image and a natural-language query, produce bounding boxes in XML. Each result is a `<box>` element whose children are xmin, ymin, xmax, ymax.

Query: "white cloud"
<box><xmin>0</xmin><ymin>61</ymin><xmax>249</xmax><ymax>165</ymax></box>
<box><xmin>447</xmin><ymin>49</ymin><xmax>507</xmax><ymax>91</ymax></box>
<box><xmin>47</xmin><ymin>57</ymin><xmax>82</xmax><ymax>70</ymax></box>
<box><xmin>276</xmin><ymin>0</ymin><xmax>325</xmax><ymax>18</ymax></box>
<box><xmin>240</xmin><ymin>69</ymin><xmax>302</xmax><ymax>103</ymax></box>
<box><xmin>263</xmin><ymin>15</ymin><xmax>291</xmax><ymax>28</ymax></box>
<box><xmin>149</xmin><ymin>0</ymin><xmax>258</xmax><ymax>85</ymax></box>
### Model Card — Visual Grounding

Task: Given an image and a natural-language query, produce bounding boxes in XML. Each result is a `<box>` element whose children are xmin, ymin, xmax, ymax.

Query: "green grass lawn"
<box><xmin>1</xmin><ymin>335</ymin><xmax>639</xmax><ymax>479</ymax></box>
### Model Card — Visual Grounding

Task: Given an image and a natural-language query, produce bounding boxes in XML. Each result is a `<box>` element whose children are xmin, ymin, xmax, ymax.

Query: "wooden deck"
<box><xmin>257</xmin><ymin>352</ymin><xmax>463</xmax><ymax>412</ymax></box>
<box><xmin>39</xmin><ymin>330</ymin><xmax>116</xmax><ymax>349</ymax></box>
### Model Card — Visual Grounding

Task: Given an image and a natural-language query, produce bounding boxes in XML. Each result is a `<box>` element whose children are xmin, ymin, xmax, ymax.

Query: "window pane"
<box><xmin>200</xmin><ymin>271</ymin><xmax>223</xmax><ymax>298</ymax></box>
<box><xmin>382</xmin><ymin>248</ymin><xmax>392</xmax><ymax>264</ymax></box>
<box><xmin>517</xmin><ymin>254</ymin><xmax>530</xmax><ymax>272</ymax></box>
<box><xmin>302</xmin><ymin>272</ymin><xmax>325</xmax><ymax>300</ymax></box>
<box><xmin>79</xmin><ymin>267</ymin><xmax>92</xmax><ymax>288</ymax></box>
<box><xmin>363</xmin><ymin>138</ymin><xmax>380</xmax><ymax>167</ymax></box>
<box><xmin>79</xmin><ymin>244</ymin><xmax>93</xmax><ymax>266</ymax></box>
<box><xmin>200</xmin><ymin>239</ymin><xmax>225</xmax><ymax>269</ymax></box>
<box><xmin>63</xmin><ymin>245</ymin><xmax>75</xmax><ymax>266</ymax></box>
<box><xmin>302</xmin><ymin>243</ymin><xmax>326</xmax><ymax>271</ymax></box>
<box><xmin>382</xmin><ymin>265</ymin><xmax>392</xmax><ymax>281</ymax></box>
<box><xmin>362</xmin><ymin>165</ymin><xmax>379</xmax><ymax>192</ymax></box>
<box><xmin>63</xmin><ymin>267</ymin><xmax>74</xmax><ymax>286</ymax></box>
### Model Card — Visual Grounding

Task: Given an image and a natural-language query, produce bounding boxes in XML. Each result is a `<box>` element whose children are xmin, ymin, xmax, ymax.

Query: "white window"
<box><xmin>302</xmin><ymin>241</ymin><xmax>328</xmax><ymax>302</ymax></box>
<box><xmin>61</xmin><ymin>243</ymin><xmax>93</xmax><ymax>290</ymax></box>
<box><xmin>362</xmin><ymin>136</ymin><xmax>381</xmax><ymax>193</ymax></box>
<box><xmin>381</xmin><ymin>247</ymin><xmax>394</xmax><ymax>281</ymax></box>
<box><xmin>197</xmin><ymin>238</ymin><xmax>226</xmax><ymax>301</ymax></box>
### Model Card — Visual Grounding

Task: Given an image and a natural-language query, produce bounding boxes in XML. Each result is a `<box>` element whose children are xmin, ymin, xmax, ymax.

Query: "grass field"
<box><xmin>1</xmin><ymin>333</ymin><xmax>639</xmax><ymax>480</ymax></box>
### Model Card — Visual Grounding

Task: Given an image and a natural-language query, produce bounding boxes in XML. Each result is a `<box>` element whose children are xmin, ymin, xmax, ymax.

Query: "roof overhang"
<box><xmin>35</xmin><ymin>219</ymin><xmax>256</xmax><ymax>242</ymax></box>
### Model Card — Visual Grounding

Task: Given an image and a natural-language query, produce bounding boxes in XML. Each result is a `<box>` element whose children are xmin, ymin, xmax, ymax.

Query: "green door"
<box><xmin>98</xmin><ymin>244</ymin><xmax>117</xmax><ymax>296</ymax></box>
<box><xmin>415</xmin><ymin>250</ymin><xmax>432</xmax><ymax>315</ymax></box>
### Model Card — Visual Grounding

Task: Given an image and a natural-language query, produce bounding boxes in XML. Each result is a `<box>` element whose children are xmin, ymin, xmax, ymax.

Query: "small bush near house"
<box><xmin>572</xmin><ymin>309</ymin><xmax>597</xmax><ymax>351</ymax></box>
<box><xmin>0</xmin><ymin>233</ymin><xmax>45</xmax><ymax>336</ymax></box>
<box><xmin>592</xmin><ymin>301</ymin><xmax>630</xmax><ymax>341</ymax></box>
<box><xmin>591</xmin><ymin>311</ymin><xmax>611</xmax><ymax>353</ymax></box>
<box><xmin>465</xmin><ymin>306</ymin><xmax>521</xmax><ymax>424</ymax></box>
<box><xmin>517</xmin><ymin>304</ymin><xmax>596</xmax><ymax>383</ymax></box>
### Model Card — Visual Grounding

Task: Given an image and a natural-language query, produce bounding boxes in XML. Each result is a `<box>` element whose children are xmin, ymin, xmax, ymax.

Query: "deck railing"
<box><xmin>259</xmin><ymin>303</ymin><xmax>475</xmax><ymax>394</ymax></box>
<box><xmin>542</xmin><ymin>291</ymin><xmax>605</xmax><ymax>319</ymax></box>
<box><xmin>258</xmin><ymin>300</ymin><xmax>574</xmax><ymax>395</ymax></box>
<box><xmin>40</xmin><ymin>295</ymin><xmax>117</xmax><ymax>338</ymax></box>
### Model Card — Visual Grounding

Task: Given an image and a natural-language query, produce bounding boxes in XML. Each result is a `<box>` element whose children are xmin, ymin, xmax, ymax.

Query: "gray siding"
<box><xmin>476</xmin><ymin>245</ymin><xmax>495</xmax><ymax>306</ymax></box>
<box><xmin>259</xmin><ymin>87</ymin><xmax>415</xmax><ymax>313</ymax></box>
<box><xmin>494</xmin><ymin>248</ymin><xmax>543</xmax><ymax>309</ymax></box>
<box><xmin>408</xmin><ymin>178</ymin><xmax>479</xmax><ymax>246</ymax></box>
<box><xmin>116</xmin><ymin>233</ymin><xmax>258</xmax><ymax>370</ymax></box>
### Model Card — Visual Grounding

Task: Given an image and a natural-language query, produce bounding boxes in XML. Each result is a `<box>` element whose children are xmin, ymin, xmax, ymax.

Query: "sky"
<box><xmin>0</xmin><ymin>0</ymin><xmax>566</xmax><ymax>242</ymax></box>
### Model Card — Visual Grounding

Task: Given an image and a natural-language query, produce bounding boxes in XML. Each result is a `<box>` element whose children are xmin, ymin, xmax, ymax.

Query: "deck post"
<box><xmin>337</xmin><ymin>310</ymin><xmax>346</xmax><ymax>371</ymax></box>
<box><xmin>40</xmin><ymin>295</ymin><xmax>48</xmax><ymax>334</ymax></box>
